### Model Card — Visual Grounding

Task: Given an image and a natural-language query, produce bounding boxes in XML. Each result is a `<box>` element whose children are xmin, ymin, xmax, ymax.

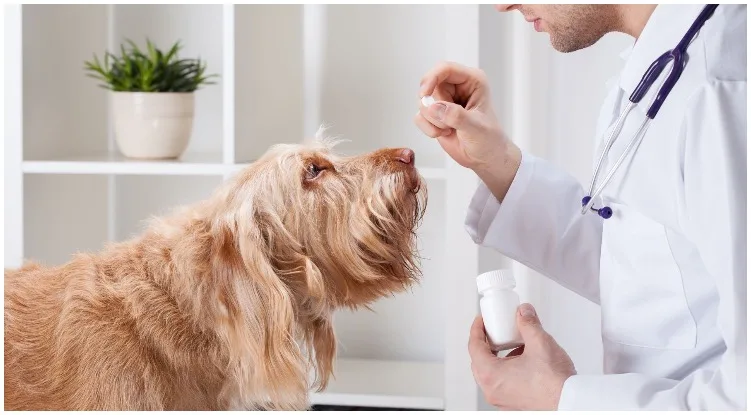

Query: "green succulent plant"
<box><xmin>84</xmin><ymin>38</ymin><xmax>217</xmax><ymax>92</ymax></box>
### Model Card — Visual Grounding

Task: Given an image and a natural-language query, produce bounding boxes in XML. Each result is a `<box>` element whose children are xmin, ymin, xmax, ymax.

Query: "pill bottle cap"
<box><xmin>477</xmin><ymin>269</ymin><xmax>516</xmax><ymax>292</ymax></box>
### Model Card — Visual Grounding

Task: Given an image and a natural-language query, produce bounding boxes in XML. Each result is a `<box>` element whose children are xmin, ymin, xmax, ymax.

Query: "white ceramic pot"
<box><xmin>111</xmin><ymin>92</ymin><xmax>195</xmax><ymax>159</ymax></box>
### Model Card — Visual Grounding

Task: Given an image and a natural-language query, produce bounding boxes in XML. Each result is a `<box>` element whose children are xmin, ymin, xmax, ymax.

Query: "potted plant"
<box><xmin>84</xmin><ymin>39</ymin><xmax>217</xmax><ymax>159</ymax></box>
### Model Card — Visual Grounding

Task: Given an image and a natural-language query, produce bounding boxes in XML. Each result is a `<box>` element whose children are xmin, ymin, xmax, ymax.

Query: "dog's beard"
<box><xmin>371</xmin><ymin>175</ymin><xmax>425</xmax><ymax>290</ymax></box>
<box><xmin>335</xmin><ymin>170</ymin><xmax>427</xmax><ymax>303</ymax></box>
<box><xmin>369</xmin><ymin>173</ymin><xmax>417</xmax><ymax>228</ymax></box>
<box><xmin>369</xmin><ymin>171</ymin><xmax>425</xmax><ymax>242</ymax></box>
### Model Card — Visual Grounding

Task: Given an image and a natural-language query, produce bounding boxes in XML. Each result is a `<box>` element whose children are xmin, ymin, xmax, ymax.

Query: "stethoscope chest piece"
<box><xmin>581</xmin><ymin>196</ymin><xmax>613</xmax><ymax>219</ymax></box>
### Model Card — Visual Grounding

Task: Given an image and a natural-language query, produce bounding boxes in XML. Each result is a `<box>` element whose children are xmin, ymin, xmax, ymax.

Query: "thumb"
<box><xmin>516</xmin><ymin>303</ymin><xmax>548</xmax><ymax>349</ymax></box>
<box><xmin>426</xmin><ymin>101</ymin><xmax>483</xmax><ymax>133</ymax></box>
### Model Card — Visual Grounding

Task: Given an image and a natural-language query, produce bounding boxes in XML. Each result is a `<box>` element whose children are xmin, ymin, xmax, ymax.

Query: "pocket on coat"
<box><xmin>599</xmin><ymin>202</ymin><xmax>697</xmax><ymax>350</ymax></box>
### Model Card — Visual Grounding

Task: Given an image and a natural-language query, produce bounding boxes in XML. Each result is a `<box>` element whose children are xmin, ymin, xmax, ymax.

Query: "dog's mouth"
<box><xmin>396</xmin><ymin>169</ymin><xmax>427</xmax><ymax>227</ymax></box>
<box><xmin>369</xmin><ymin>168</ymin><xmax>424</xmax><ymax>230</ymax></box>
<box><xmin>392</xmin><ymin>163</ymin><xmax>421</xmax><ymax>195</ymax></box>
<box><xmin>406</xmin><ymin>167</ymin><xmax>421</xmax><ymax>193</ymax></box>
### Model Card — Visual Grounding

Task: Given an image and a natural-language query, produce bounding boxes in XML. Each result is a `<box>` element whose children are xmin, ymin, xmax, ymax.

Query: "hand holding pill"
<box><xmin>414</xmin><ymin>62</ymin><xmax>522</xmax><ymax>203</ymax></box>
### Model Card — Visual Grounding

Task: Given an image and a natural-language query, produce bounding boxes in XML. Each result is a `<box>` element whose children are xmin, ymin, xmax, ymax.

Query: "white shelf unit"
<box><xmin>4</xmin><ymin>4</ymin><xmax>481</xmax><ymax>410</ymax></box>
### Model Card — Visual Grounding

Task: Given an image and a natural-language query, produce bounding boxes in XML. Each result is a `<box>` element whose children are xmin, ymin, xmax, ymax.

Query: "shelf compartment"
<box><xmin>23</xmin><ymin>174</ymin><xmax>109</xmax><ymax>266</ymax></box>
<box><xmin>234</xmin><ymin>5</ymin><xmax>304</xmax><ymax>164</ymax></box>
<box><xmin>113</xmin><ymin>175</ymin><xmax>222</xmax><ymax>241</ymax></box>
<box><xmin>22</xmin><ymin>5</ymin><xmax>109</xmax><ymax>161</ymax></box>
<box><xmin>232</xmin><ymin>5</ymin><xmax>449</xmax><ymax>170</ymax></box>
<box><xmin>112</xmin><ymin>5</ymin><xmax>225</xmax><ymax>158</ymax></box>
<box><xmin>310</xmin><ymin>358</ymin><xmax>444</xmax><ymax>410</ymax></box>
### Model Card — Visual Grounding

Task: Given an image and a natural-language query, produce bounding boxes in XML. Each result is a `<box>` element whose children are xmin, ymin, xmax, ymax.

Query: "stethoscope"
<box><xmin>581</xmin><ymin>4</ymin><xmax>719</xmax><ymax>219</ymax></box>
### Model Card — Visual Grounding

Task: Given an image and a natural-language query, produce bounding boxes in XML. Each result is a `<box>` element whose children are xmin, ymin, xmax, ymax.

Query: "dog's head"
<box><xmin>216</xmin><ymin>132</ymin><xmax>427</xmax><ymax>308</ymax></box>
<box><xmin>205</xmin><ymin>131</ymin><xmax>426</xmax><ymax>405</ymax></box>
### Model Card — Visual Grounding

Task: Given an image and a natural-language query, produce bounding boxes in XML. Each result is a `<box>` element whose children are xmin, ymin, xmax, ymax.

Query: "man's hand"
<box><xmin>414</xmin><ymin>61</ymin><xmax>521</xmax><ymax>203</ymax></box>
<box><xmin>468</xmin><ymin>303</ymin><xmax>576</xmax><ymax>411</ymax></box>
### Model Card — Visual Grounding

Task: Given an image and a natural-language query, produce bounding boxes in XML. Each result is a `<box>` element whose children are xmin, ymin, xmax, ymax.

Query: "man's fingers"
<box><xmin>517</xmin><ymin>303</ymin><xmax>541</xmax><ymax>326</ymax></box>
<box><xmin>421</xmin><ymin>100</ymin><xmax>483</xmax><ymax>134</ymax></box>
<box><xmin>516</xmin><ymin>303</ymin><xmax>552</xmax><ymax>352</ymax></box>
<box><xmin>419</xmin><ymin>61</ymin><xmax>475</xmax><ymax>97</ymax></box>
<box><xmin>468</xmin><ymin>316</ymin><xmax>498</xmax><ymax>366</ymax></box>
<box><xmin>414</xmin><ymin>112</ymin><xmax>451</xmax><ymax>138</ymax></box>
<box><xmin>417</xmin><ymin>98</ymin><xmax>450</xmax><ymax>130</ymax></box>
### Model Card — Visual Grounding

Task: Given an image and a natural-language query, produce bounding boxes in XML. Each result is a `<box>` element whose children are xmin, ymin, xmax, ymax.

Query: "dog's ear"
<box><xmin>214</xmin><ymin>214</ymin><xmax>309</xmax><ymax>409</ymax></box>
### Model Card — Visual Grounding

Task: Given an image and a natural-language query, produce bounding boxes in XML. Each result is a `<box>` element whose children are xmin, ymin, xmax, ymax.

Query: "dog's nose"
<box><xmin>394</xmin><ymin>148</ymin><xmax>415</xmax><ymax>166</ymax></box>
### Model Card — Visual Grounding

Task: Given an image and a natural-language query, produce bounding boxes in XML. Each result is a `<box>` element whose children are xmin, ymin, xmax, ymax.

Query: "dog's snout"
<box><xmin>394</xmin><ymin>148</ymin><xmax>415</xmax><ymax>166</ymax></box>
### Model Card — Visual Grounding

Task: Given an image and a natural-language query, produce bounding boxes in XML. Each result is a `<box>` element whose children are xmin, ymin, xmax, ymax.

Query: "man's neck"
<box><xmin>618</xmin><ymin>4</ymin><xmax>658</xmax><ymax>38</ymax></box>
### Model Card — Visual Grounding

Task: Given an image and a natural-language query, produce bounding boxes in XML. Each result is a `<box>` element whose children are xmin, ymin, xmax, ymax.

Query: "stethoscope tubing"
<box><xmin>581</xmin><ymin>4</ymin><xmax>719</xmax><ymax>219</ymax></box>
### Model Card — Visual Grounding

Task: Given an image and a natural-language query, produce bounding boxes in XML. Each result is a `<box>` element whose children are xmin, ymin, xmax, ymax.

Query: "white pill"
<box><xmin>421</xmin><ymin>95</ymin><xmax>436</xmax><ymax>107</ymax></box>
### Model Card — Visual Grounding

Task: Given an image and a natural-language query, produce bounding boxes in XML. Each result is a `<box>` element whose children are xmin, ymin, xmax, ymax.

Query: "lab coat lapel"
<box><xmin>599</xmin><ymin>5</ymin><xmax>709</xmax><ymax>197</ymax></box>
<box><xmin>618</xmin><ymin>4</ymin><xmax>707</xmax><ymax>113</ymax></box>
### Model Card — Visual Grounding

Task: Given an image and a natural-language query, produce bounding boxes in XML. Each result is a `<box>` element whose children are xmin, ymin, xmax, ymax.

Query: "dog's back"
<box><xmin>5</xmin><ymin>261</ymin><xmax>78</xmax><ymax>410</ymax></box>
<box><xmin>4</xmin><ymin>247</ymin><xmax>227</xmax><ymax>410</ymax></box>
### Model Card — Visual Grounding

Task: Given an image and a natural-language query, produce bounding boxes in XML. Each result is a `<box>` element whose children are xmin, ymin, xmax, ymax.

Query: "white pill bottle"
<box><xmin>477</xmin><ymin>269</ymin><xmax>524</xmax><ymax>352</ymax></box>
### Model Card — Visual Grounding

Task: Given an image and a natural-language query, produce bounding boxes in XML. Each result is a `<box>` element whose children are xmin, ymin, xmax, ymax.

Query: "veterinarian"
<box><xmin>415</xmin><ymin>4</ymin><xmax>746</xmax><ymax>411</ymax></box>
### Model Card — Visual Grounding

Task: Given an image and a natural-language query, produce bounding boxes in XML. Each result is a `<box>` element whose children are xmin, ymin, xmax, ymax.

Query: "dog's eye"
<box><xmin>305</xmin><ymin>163</ymin><xmax>325</xmax><ymax>181</ymax></box>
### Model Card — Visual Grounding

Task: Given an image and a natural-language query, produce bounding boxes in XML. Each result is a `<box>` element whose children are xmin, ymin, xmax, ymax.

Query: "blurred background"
<box><xmin>4</xmin><ymin>4</ymin><xmax>631</xmax><ymax>411</ymax></box>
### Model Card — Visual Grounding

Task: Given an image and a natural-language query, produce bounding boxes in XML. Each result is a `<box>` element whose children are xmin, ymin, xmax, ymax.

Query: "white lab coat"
<box><xmin>465</xmin><ymin>4</ymin><xmax>746</xmax><ymax>410</ymax></box>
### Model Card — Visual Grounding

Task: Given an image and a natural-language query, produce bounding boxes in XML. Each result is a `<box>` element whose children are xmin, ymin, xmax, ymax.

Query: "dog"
<box><xmin>4</xmin><ymin>133</ymin><xmax>427</xmax><ymax>410</ymax></box>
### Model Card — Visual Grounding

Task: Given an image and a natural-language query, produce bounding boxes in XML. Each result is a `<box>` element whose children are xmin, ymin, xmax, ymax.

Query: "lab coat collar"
<box><xmin>618</xmin><ymin>4</ymin><xmax>707</xmax><ymax>102</ymax></box>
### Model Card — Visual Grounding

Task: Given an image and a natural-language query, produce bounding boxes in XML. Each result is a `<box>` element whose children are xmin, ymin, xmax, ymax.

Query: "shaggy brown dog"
<box><xmin>5</xmin><ymin>135</ymin><xmax>427</xmax><ymax>410</ymax></box>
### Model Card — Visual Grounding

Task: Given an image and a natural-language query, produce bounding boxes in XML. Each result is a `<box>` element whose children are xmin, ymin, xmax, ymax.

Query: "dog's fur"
<box><xmin>5</xmin><ymin>134</ymin><xmax>426</xmax><ymax>410</ymax></box>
